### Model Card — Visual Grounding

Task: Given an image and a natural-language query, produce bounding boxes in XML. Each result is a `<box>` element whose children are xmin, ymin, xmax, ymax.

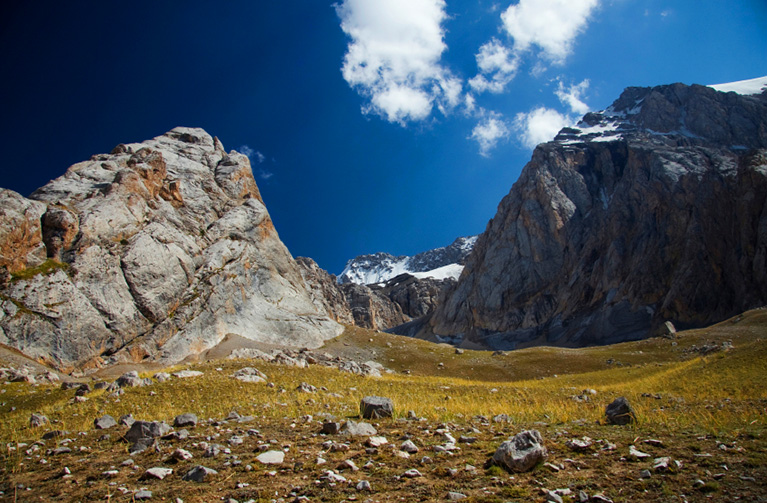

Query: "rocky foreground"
<box><xmin>4</xmin><ymin>370</ymin><xmax>766</xmax><ymax>503</ymax></box>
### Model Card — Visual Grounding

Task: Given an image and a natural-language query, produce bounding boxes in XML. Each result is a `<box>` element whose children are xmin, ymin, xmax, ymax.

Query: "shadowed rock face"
<box><xmin>426</xmin><ymin>83</ymin><xmax>767</xmax><ymax>349</ymax></box>
<box><xmin>0</xmin><ymin>127</ymin><xmax>342</xmax><ymax>369</ymax></box>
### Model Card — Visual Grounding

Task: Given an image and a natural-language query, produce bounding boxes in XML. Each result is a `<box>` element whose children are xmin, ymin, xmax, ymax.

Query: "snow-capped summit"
<box><xmin>338</xmin><ymin>236</ymin><xmax>478</xmax><ymax>285</ymax></box>
<box><xmin>708</xmin><ymin>75</ymin><xmax>767</xmax><ymax>95</ymax></box>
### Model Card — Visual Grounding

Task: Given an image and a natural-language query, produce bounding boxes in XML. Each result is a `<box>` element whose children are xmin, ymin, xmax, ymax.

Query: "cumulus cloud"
<box><xmin>513</xmin><ymin>107</ymin><xmax>571</xmax><ymax>149</ymax></box>
<box><xmin>468</xmin><ymin>38</ymin><xmax>519</xmax><ymax>94</ymax></box>
<box><xmin>501</xmin><ymin>0</ymin><xmax>600</xmax><ymax>63</ymax></box>
<box><xmin>470</xmin><ymin>110</ymin><xmax>511</xmax><ymax>157</ymax></box>
<box><xmin>555</xmin><ymin>79</ymin><xmax>590</xmax><ymax>115</ymax></box>
<box><xmin>335</xmin><ymin>0</ymin><xmax>461</xmax><ymax>124</ymax></box>
<box><xmin>237</xmin><ymin>145</ymin><xmax>266</xmax><ymax>164</ymax></box>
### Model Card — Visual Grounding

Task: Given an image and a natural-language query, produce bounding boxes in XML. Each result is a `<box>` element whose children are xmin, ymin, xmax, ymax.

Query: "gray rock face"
<box><xmin>296</xmin><ymin>257</ymin><xmax>355</xmax><ymax>325</ymax></box>
<box><xmin>0</xmin><ymin>127</ymin><xmax>342</xmax><ymax>368</ymax></box>
<box><xmin>492</xmin><ymin>430</ymin><xmax>547</xmax><ymax>472</ymax></box>
<box><xmin>360</xmin><ymin>396</ymin><xmax>394</xmax><ymax>419</ymax></box>
<box><xmin>605</xmin><ymin>396</ymin><xmax>636</xmax><ymax>425</ymax></box>
<box><xmin>340</xmin><ymin>282</ymin><xmax>410</xmax><ymax>331</ymax></box>
<box><xmin>427</xmin><ymin>83</ymin><xmax>767</xmax><ymax>349</ymax></box>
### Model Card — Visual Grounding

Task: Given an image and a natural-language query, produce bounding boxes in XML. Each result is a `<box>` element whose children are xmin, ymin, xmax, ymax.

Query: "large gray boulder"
<box><xmin>492</xmin><ymin>430</ymin><xmax>547</xmax><ymax>473</ymax></box>
<box><xmin>360</xmin><ymin>396</ymin><xmax>394</xmax><ymax>419</ymax></box>
<box><xmin>0</xmin><ymin>127</ymin><xmax>342</xmax><ymax>368</ymax></box>
<box><xmin>605</xmin><ymin>396</ymin><xmax>637</xmax><ymax>425</ymax></box>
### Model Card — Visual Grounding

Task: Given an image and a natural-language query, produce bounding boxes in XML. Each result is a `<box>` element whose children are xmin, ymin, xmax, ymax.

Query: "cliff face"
<box><xmin>0</xmin><ymin>128</ymin><xmax>342</xmax><ymax>369</ymax></box>
<box><xmin>427</xmin><ymin>83</ymin><xmax>767</xmax><ymax>349</ymax></box>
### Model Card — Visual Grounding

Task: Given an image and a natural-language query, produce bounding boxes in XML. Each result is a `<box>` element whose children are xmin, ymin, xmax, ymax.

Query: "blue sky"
<box><xmin>1</xmin><ymin>1</ymin><xmax>765</xmax><ymax>274</ymax></box>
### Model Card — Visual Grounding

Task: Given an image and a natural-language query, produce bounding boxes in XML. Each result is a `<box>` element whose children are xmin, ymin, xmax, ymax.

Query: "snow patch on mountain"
<box><xmin>338</xmin><ymin>236</ymin><xmax>478</xmax><ymax>285</ymax></box>
<box><xmin>708</xmin><ymin>76</ymin><xmax>767</xmax><ymax>95</ymax></box>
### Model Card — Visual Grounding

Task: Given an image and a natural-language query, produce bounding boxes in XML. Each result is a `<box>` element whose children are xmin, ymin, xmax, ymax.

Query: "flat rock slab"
<box><xmin>256</xmin><ymin>450</ymin><xmax>285</xmax><ymax>464</ymax></box>
<box><xmin>142</xmin><ymin>467</ymin><xmax>173</xmax><ymax>480</ymax></box>
<box><xmin>172</xmin><ymin>370</ymin><xmax>204</xmax><ymax>379</ymax></box>
<box><xmin>493</xmin><ymin>429</ymin><xmax>547</xmax><ymax>473</ymax></box>
<box><xmin>94</xmin><ymin>415</ymin><xmax>117</xmax><ymax>430</ymax></box>
<box><xmin>360</xmin><ymin>396</ymin><xmax>394</xmax><ymax>419</ymax></box>
<box><xmin>340</xmin><ymin>420</ymin><xmax>377</xmax><ymax>436</ymax></box>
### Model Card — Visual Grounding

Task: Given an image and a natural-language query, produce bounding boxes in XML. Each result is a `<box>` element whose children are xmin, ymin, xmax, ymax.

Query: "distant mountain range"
<box><xmin>337</xmin><ymin>235</ymin><xmax>478</xmax><ymax>285</ymax></box>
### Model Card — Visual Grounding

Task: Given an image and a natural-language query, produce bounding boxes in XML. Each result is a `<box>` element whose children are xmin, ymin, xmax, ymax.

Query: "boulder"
<box><xmin>340</xmin><ymin>420</ymin><xmax>377</xmax><ymax>436</ymax></box>
<box><xmin>492</xmin><ymin>430</ymin><xmax>547</xmax><ymax>473</ymax></box>
<box><xmin>94</xmin><ymin>415</ymin><xmax>117</xmax><ymax>430</ymax></box>
<box><xmin>183</xmin><ymin>465</ymin><xmax>218</xmax><ymax>482</ymax></box>
<box><xmin>360</xmin><ymin>396</ymin><xmax>394</xmax><ymax>419</ymax></box>
<box><xmin>173</xmin><ymin>413</ymin><xmax>198</xmax><ymax>428</ymax></box>
<box><xmin>605</xmin><ymin>397</ymin><xmax>636</xmax><ymax>425</ymax></box>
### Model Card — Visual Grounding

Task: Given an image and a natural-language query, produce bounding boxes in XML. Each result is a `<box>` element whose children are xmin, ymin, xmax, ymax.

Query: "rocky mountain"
<box><xmin>337</xmin><ymin>235</ymin><xmax>477</xmax><ymax>285</ymax></box>
<box><xmin>0</xmin><ymin>127</ymin><xmax>342</xmax><ymax>370</ymax></box>
<box><xmin>417</xmin><ymin>79</ymin><xmax>767</xmax><ymax>349</ymax></box>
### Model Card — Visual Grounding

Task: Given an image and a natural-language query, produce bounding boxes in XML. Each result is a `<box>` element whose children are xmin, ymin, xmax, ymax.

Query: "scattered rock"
<box><xmin>360</xmin><ymin>396</ymin><xmax>394</xmax><ymax>419</ymax></box>
<box><xmin>296</xmin><ymin>382</ymin><xmax>317</xmax><ymax>393</ymax></box>
<box><xmin>628</xmin><ymin>445</ymin><xmax>651</xmax><ymax>460</ymax></box>
<box><xmin>124</xmin><ymin>421</ymin><xmax>172</xmax><ymax>453</ymax></box>
<box><xmin>172</xmin><ymin>370</ymin><xmax>204</xmax><ymax>379</ymax></box>
<box><xmin>153</xmin><ymin>372</ymin><xmax>170</xmax><ymax>383</ymax></box>
<box><xmin>492</xmin><ymin>430</ymin><xmax>547</xmax><ymax>473</ymax></box>
<box><xmin>116</xmin><ymin>371</ymin><xmax>148</xmax><ymax>388</ymax></box>
<box><xmin>173</xmin><ymin>413</ymin><xmax>198</xmax><ymax>428</ymax></box>
<box><xmin>182</xmin><ymin>465</ymin><xmax>218</xmax><ymax>482</ymax></box>
<box><xmin>321</xmin><ymin>422</ymin><xmax>341</xmax><ymax>435</ymax></box>
<box><xmin>29</xmin><ymin>413</ymin><xmax>49</xmax><ymax>428</ymax></box>
<box><xmin>356</xmin><ymin>480</ymin><xmax>372</xmax><ymax>492</ymax></box>
<box><xmin>94</xmin><ymin>415</ymin><xmax>117</xmax><ymax>430</ymax></box>
<box><xmin>566</xmin><ymin>437</ymin><xmax>593</xmax><ymax>451</ymax></box>
<box><xmin>256</xmin><ymin>450</ymin><xmax>285</xmax><ymax>465</ymax></box>
<box><xmin>172</xmin><ymin>448</ymin><xmax>193</xmax><ymax>461</ymax></box>
<box><xmin>366</xmin><ymin>436</ymin><xmax>388</xmax><ymax>448</ymax></box>
<box><xmin>447</xmin><ymin>492</ymin><xmax>467</xmax><ymax>501</ymax></box>
<box><xmin>605</xmin><ymin>397</ymin><xmax>636</xmax><ymax>425</ymax></box>
<box><xmin>339</xmin><ymin>420</ymin><xmax>377</xmax><ymax>436</ymax></box>
<box><xmin>400</xmin><ymin>440</ymin><xmax>419</xmax><ymax>453</ymax></box>
<box><xmin>232</xmin><ymin>367</ymin><xmax>267</xmax><ymax>383</ymax></box>
<box><xmin>403</xmin><ymin>469</ymin><xmax>423</xmax><ymax>478</ymax></box>
<box><xmin>119</xmin><ymin>414</ymin><xmax>135</xmax><ymax>427</ymax></box>
<box><xmin>134</xmin><ymin>490</ymin><xmax>153</xmax><ymax>500</ymax></box>
<box><xmin>142</xmin><ymin>467</ymin><xmax>173</xmax><ymax>480</ymax></box>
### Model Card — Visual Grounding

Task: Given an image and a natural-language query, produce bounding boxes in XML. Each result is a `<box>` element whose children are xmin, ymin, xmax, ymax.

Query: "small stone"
<box><xmin>544</xmin><ymin>462</ymin><xmax>561</xmax><ymax>472</ymax></box>
<box><xmin>134</xmin><ymin>490</ymin><xmax>153</xmax><ymax>500</ymax></box>
<box><xmin>321</xmin><ymin>422</ymin><xmax>341</xmax><ymax>435</ymax></box>
<box><xmin>653</xmin><ymin>456</ymin><xmax>671</xmax><ymax>472</ymax></box>
<box><xmin>172</xmin><ymin>448</ymin><xmax>193</xmax><ymax>461</ymax></box>
<box><xmin>256</xmin><ymin>450</ymin><xmax>285</xmax><ymax>465</ymax></box>
<box><xmin>366</xmin><ymin>436</ymin><xmax>388</xmax><ymax>448</ymax></box>
<box><xmin>173</xmin><ymin>413</ymin><xmax>198</xmax><ymax>428</ymax></box>
<box><xmin>94</xmin><ymin>415</ymin><xmax>117</xmax><ymax>430</ymax></box>
<box><xmin>639</xmin><ymin>469</ymin><xmax>652</xmax><ymax>479</ymax></box>
<box><xmin>296</xmin><ymin>382</ymin><xmax>317</xmax><ymax>393</ymax></box>
<box><xmin>142</xmin><ymin>467</ymin><xmax>173</xmax><ymax>480</ymax></box>
<box><xmin>153</xmin><ymin>372</ymin><xmax>170</xmax><ymax>383</ymax></box>
<box><xmin>339</xmin><ymin>420</ymin><xmax>377</xmax><ymax>436</ymax></box>
<box><xmin>628</xmin><ymin>445</ymin><xmax>651</xmax><ymax>460</ymax></box>
<box><xmin>360</xmin><ymin>396</ymin><xmax>394</xmax><ymax>419</ymax></box>
<box><xmin>546</xmin><ymin>491</ymin><xmax>564</xmax><ymax>503</ymax></box>
<box><xmin>447</xmin><ymin>492</ymin><xmax>467</xmax><ymax>501</ymax></box>
<box><xmin>30</xmin><ymin>413</ymin><xmax>49</xmax><ymax>428</ymax></box>
<box><xmin>356</xmin><ymin>480</ymin><xmax>372</xmax><ymax>492</ymax></box>
<box><xmin>339</xmin><ymin>459</ymin><xmax>359</xmax><ymax>471</ymax></box>
<box><xmin>171</xmin><ymin>370</ymin><xmax>203</xmax><ymax>379</ymax></box>
<box><xmin>400</xmin><ymin>439</ymin><xmax>419</xmax><ymax>453</ymax></box>
<box><xmin>182</xmin><ymin>465</ymin><xmax>218</xmax><ymax>482</ymax></box>
<box><xmin>403</xmin><ymin>469</ymin><xmax>422</xmax><ymax>478</ymax></box>
<box><xmin>566</xmin><ymin>437</ymin><xmax>593</xmax><ymax>450</ymax></box>
<box><xmin>119</xmin><ymin>414</ymin><xmax>135</xmax><ymax>427</ymax></box>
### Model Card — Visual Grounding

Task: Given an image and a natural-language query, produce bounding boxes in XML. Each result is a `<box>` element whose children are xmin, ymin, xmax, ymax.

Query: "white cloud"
<box><xmin>237</xmin><ymin>145</ymin><xmax>266</xmax><ymax>164</ymax></box>
<box><xmin>259</xmin><ymin>170</ymin><xmax>274</xmax><ymax>181</ymax></box>
<box><xmin>336</xmin><ymin>0</ymin><xmax>461</xmax><ymax>124</ymax></box>
<box><xmin>501</xmin><ymin>0</ymin><xmax>600</xmax><ymax>64</ymax></box>
<box><xmin>513</xmin><ymin>106</ymin><xmax>572</xmax><ymax>149</ymax></box>
<box><xmin>470</xmin><ymin>110</ymin><xmax>511</xmax><ymax>157</ymax></box>
<box><xmin>555</xmin><ymin>79</ymin><xmax>590</xmax><ymax>115</ymax></box>
<box><xmin>468</xmin><ymin>38</ymin><xmax>519</xmax><ymax>93</ymax></box>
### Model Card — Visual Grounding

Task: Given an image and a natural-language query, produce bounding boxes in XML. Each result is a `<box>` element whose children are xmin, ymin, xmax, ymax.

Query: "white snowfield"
<box><xmin>410</xmin><ymin>263</ymin><xmax>464</xmax><ymax>281</ymax></box>
<box><xmin>708</xmin><ymin>76</ymin><xmax>767</xmax><ymax>95</ymax></box>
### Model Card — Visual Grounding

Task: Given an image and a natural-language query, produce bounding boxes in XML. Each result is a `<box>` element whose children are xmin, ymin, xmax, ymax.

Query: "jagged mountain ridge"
<box><xmin>414</xmin><ymin>78</ymin><xmax>767</xmax><ymax>349</ymax></box>
<box><xmin>338</xmin><ymin>235</ymin><xmax>478</xmax><ymax>285</ymax></box>
<box><xmin>0</xmin><ymin>127</ymin><xmax>342</xmax><ymax>369</ymax></box>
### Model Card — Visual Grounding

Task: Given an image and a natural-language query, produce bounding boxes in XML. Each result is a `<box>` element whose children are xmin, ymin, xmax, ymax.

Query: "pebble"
<box><xmin>356</xmin><ymin>480</ymin><xmax>372</xmax><ymax>492</ymax></box>
<box><xmin>403</xmin><ymin>469</ymin><xmax>422</xmax><ymax>478</ymax></box>
<box><xmin>143</xmin><ymin>467</ymin><xmax>173</xmax><ymax>480</ymax></box>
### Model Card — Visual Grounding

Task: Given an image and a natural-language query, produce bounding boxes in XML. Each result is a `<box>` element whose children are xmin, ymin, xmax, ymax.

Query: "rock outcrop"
<box><xmin>0</xmin><ymin>127</ymin><xmax>342</xmax><ymax>369</ymax></box>
<box><xmin>424</xmin><ymin>82</ymin><xmax>767</xmax><ymax>349</ymax></box>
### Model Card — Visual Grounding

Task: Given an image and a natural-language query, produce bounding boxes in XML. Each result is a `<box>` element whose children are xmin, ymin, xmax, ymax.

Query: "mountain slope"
<box><xmin>0</xmin><ymin>128</ymin><xmax>342</xmax><ymax>369</ymax></box>
<box><xmin>423</xmin><ymin>80</ymin><xmax>767</xmax><ymax>349</ymax></box>
<box><xmin>338</xmin><ymin>235</ymin><xmax>477</xmax><ymax>285</ymax></box>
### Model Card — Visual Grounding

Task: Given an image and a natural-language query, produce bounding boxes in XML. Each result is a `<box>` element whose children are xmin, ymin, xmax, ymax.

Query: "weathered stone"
<box><xmin>492</xmin><ymin>430</ymin><xmax>547</xmax><ymax>473</ymax></box>
<box><xmin>606</xmin><ymin>397</ymin><xmax>636</xmax><ymax>425</ymax></box>
<box><xmin>142</xmin><ymin>467</ymin><xmax>173</xmax><ymax>480</ymax></box>
<box><xmin>321</xmin><ymin>422</ymin><xmax>342</xmax><ymax>435</ymax></box>
<box><xmin>183</xmin><ymin>465</ymin><xmax>218</xmax><ymax>482</ymax></box>
<box><xmin>400</xmin><ymin>440</ymin><xmax>419</xmax><ymax>454</ymax></box>
<box><xmin>360</xmin><ymin>396</ymin><xmax>394</xmax><ymax>419</ymax></box>
<box><xmin>29</xmin><ymin>413</ymin><xmax>49</xmax><ymax>428</ymax></box>
<box><xmin>94</xmin><ymin>415</ymin><xmax>117</xmax><ymax>430</ymax></box>
<box><xmin>173</xmin><ymin>413</ymin><xmax>198</xmax><ymax>428</ymax></box>
<box><xmin>256</xmin><ymin>450</ymin><xmax>285</xmax><ymax>465</ymax></box>
<box><xmin>340</xmin><ymin>420</ymin><xmax>377</xmax><ymax>436</ymax></box>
